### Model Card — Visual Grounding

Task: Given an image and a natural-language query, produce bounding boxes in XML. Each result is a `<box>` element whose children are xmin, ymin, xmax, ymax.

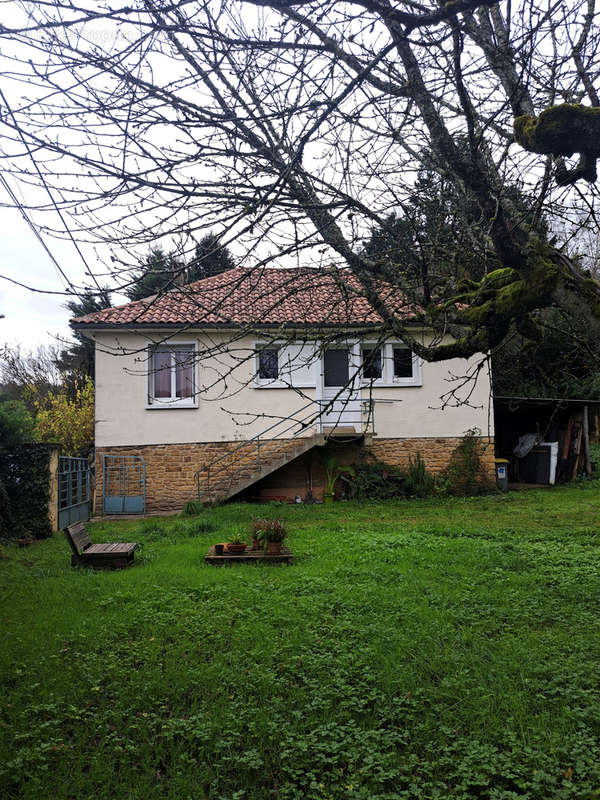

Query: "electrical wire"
<box><xmin>0</xmin><ymin>85</ymin><xmax>104</xmax><ymax>295</ymax></box>
<box><xmin>0</xmin><ymin>171</ymin><xmax>76</xmax><ymax>294</ymax></box>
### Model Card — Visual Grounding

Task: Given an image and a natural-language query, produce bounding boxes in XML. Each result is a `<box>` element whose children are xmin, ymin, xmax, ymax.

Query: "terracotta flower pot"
<box><xmin>266</xmin><ymin>541</ymin><xmax>282</xmax><ymax>555</ymax></box>
<box><xmin>226</xmin><ymin>542</ymin><xmax>247</xmax><ymax>554</ymax></box>
<box><xmin>251</xmin><ymin>537</ymin><xmax>260</xmax><ymax>551</ymax></box>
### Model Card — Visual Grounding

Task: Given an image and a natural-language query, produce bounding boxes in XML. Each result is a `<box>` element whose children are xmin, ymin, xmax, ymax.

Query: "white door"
<box><xmin>318</xmin><ymin>345</ymin><xmax>361</xmax><ymax>431</ymax></box>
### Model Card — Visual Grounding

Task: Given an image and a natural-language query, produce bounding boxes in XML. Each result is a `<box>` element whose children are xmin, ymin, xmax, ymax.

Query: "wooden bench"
<box><xmin>65</xmin><ymin>521</ymin><xmax>137</xmax><ymax>569</ymax></box>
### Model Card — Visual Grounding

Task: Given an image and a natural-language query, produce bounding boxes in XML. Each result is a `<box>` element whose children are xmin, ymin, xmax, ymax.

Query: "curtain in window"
<box><xmin>153</xmin><ymin>351</ymin><xmax>172</xmax><ymax>398</ymax></box>
<box><xmin>175</xmin><ymin>350</ymin><xmax>194</xmax><ymax>398</ymax></box>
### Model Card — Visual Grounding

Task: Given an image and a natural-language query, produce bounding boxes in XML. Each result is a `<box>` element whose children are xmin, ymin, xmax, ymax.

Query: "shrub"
<box><xmin>324</xmin><ymin>457</ymin><xmax>355</xmax><ymax>495</ymax></box>
<box><xmin>0</xmin><ymin>444</ymin><xmax>52</xmax><ymax>539</ymax></box>
<box><xmin>404</xmin><ymin>452</ymin><xmax>436</xmax><ymax>498</ymax></box>
<box><xmin>0</xmin><ymin>396</ymin><xmax>36</xmax><ymax>448</ymax></box>
<box><xmin>34</xmin><ymin>378</ymin><xmax>94</xmax><ymax>456</ymax></box>
<box><xmin>182</xmin><ymin>499</ymin><xmax>205</xmax><ymax>516</ymax></box>
<box><xmin>347</xmin><ymin>457</ymin><xmax>405</xmax><ymax>500</ymax></box>
<box><xmin>441</xmin><ymin>428</ymin><xmax>493</xmax><ymax>496</ymax></box>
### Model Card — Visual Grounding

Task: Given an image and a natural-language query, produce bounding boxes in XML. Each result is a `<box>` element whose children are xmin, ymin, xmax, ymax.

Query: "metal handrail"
<box><xmin>194</xmin><ymin>399</ymin><xmax>313</xmax><ymax>481</ymax></box>
<box><xmin>195</xmin><ymin>400</ymin><xmax>321</xmax><ymax>500</ymax></box>
<box><xmin>194</xmin><ymin>397</ymin><xmax>376</xmax><ymax>500</ymax></box>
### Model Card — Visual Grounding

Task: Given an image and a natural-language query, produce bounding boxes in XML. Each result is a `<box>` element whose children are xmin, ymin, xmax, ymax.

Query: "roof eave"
<box><xmin>70</xmin><ymin>319</ymin><xmax>420</xmax><ymax>332</ymax></box>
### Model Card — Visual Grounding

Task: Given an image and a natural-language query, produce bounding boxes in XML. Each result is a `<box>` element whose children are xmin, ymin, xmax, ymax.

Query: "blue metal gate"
<box><xmin>58</xmin><ymin>457</ymin><xmax>91</xmax><ymax>529</ymax></box>
<box><xmin>103</xmin><ymin>455</ymin><xmax>146</xmax><ymax>514</ymax></box>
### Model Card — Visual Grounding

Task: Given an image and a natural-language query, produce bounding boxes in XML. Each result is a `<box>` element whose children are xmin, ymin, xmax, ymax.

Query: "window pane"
<box><xmin>323</xmin><ymin>349</ymin><xmax>349</xmax><ymax>387</ymax></box>
<box><xmin>175</xmin><ymin>350</ymin><xmax>194</xmax><ymax>398</ymax></box>
<box><xmin>153</xmin><ymin>351</ymin><xmax>172</xmax><ymax>398</ymax></box>
<box><xmin>259</xmin><ymin>349</ymin><xmax>279</xmax><ymax>379</ymax></box>
<box><xmin>393</xmin><ymin>348</ymin><xmax>413</xmax><ymax>378</ymax></box>
<box><xmin>363</xmin><ymin>348</ymin><xmax>382</xmax><ymax>380</ymax></box>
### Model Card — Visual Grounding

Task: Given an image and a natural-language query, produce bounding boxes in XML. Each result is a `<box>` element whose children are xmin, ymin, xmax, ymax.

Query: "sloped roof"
<box><xmin>71</xmin><ymin>267</ymin><xmax>417</xmax><ymax>329</ymax></box>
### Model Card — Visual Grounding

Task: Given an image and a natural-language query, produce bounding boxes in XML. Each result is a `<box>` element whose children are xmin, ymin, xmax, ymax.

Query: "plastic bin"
<box><xmin>519</xmin><ymin>442</ymin><xmax>558</xmax><ymax>484</ymax></box>
<box><xmin>495</xmin><ymin>458</ymin><xmax>510</xmax><ymax>491</ymax></box>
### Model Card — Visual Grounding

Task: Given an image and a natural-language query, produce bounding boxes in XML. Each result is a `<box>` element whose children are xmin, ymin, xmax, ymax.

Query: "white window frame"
<box><xmin>361</xmin><ymin>341</ymin><xmax>422</xmax><ymax>387</ymax></box>
<box><xmin>390</xmin><ymin>343</ymin><xmax>422</xmax><ymax>387</ymax></box>
<box><xmin>146</xmin><ymin>341</ymin><xmax>198</xmax><ymax>409</ymax></box>
<box><xmin>281</xmin><ymin>341</ymin><xmax>319</xmax><ymax>388</ymax></box>
<box><xmin>253</xmin><ymin>340</ymin><xmax>320</xmax><ymax>389</ymax></box>
<box><xmin>361</xmin><ymin>344</ymin><xmax>384</xmax><ymax>382</ymax></box>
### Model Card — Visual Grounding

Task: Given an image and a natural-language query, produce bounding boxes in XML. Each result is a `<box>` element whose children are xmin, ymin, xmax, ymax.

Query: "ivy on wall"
<box><xmin>0</xmin><ymin>444</ymin><xmax>53</xmax><ymax>539</ymax></box>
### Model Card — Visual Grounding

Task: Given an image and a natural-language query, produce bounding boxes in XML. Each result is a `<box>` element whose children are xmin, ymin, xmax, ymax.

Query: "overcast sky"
<box><xmin>0</xmin><ymin>202</ymin><xmax>89</xmax><ymax>352</ymax></box>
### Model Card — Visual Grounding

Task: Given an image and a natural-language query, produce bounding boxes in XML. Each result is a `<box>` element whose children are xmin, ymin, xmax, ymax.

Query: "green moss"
<box><xmin>444</xmin><ymin>270</ymin><xmax>516</xmax><ymax>313</ymax></box>
<box><xmin>426</xmin><ymin>237</ymin><xmax>585</xmax><ymax>360</ymax></box>
<box><xmin>452</xmin><ymin>245</ymin><xmax>558</xmax><ymax>322</ymax></box>
<box><xmin>514</xmin><ymin>104</ymin><xmax>600</xmax><ymax>157</ymax></box>
<box><xmin>481</xmin><ymin>267</ymin><xmax>517</xmax><ymax>289</ymax></box>
<box><xmin>495</xmin><ymin>279</ymin><xmax>527</xmax><ymax>314</ymax></box>
<box><xmin>513</xmin><ymin>115</ymin><xmax>537</xmax><ymax>149</ymax></box>
<box><xmin>456</xmin><ymin>278</ymin><xmax>480</xmax><ymax>293</ymax></box>
<box><xmin>457</xmin><ymin>299</ymin><xmax>494</xmax><ymax>326</ymax></box>
<box><xmin>438</xmin><ymin>240</ymin><xmax>562</xmax><ymax>357</ymax></box>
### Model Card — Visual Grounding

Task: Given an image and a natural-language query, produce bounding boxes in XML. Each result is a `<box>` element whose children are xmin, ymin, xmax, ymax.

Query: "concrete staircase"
<box><xmin>195</xmin><ymin>433</ymin><xmax>327</xmax><ymax>503</ymax></box>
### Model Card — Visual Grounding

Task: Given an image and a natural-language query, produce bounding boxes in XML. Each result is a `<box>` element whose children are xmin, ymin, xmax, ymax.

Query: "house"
<box><xmin>71</xmin><ymin>267</ymin><xmax>495</xmax><ymax>512</ymax></box>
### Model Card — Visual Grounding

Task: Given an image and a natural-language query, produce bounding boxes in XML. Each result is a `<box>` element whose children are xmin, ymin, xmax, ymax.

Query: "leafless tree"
<box><xmin>0</xmin><ymin>344</ymin><xmax>62</xmax><ymax>408</ymax></box>
<box><xmin>1</xmin><ymin>0</ymin><xmax>600</xmax><ymax>374</ymax></box>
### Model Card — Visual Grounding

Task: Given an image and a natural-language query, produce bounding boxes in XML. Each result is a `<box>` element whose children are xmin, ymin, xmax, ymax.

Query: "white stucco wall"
<box><xmin>92</xmin><ymin>329</ymin><xmax>493</xmax><ymax>447</ymax></box>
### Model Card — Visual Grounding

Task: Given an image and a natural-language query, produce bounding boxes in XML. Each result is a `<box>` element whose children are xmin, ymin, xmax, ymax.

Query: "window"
<box><xmin>254</xmin><ymin>341</ymin><xmax>319</xmax><ymax>388</ymax></box>
<box><xmin>362</xmin><ymin>347</ymin><xmax>382</xmax><ymax>381</ymax></box>
<box><xmin>148</xmin><ymin>345</ymin><xmax>196</xmax><ymax>407</ymax></box>
<box><xmin>361</xmin><ymin>342</ymin><xmax>421</xmax><ymax>386</ymax></box>
<box><xmin>324</xmin><ymin>348</ymin><xmax>350</xmax><ymax>386</ymax></box>
<box><xmin>257</xmin><ymin>348</ymin><xmax>279</xmax><ymax>380</ymax></box>
<box><xmin>393</xmin><ymin>347</ymin><xmax>413</xmax><ymax>379</ymax></box>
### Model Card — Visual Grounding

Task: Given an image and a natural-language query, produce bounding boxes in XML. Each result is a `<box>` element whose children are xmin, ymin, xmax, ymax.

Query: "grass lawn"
<box><xmin>2</xmin><ymin>485</ymin><xmax>600</xmax><ymax>799</ymax></box>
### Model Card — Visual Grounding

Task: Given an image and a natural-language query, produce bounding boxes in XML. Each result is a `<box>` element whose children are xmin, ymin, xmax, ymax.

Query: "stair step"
<box><xmin>195</xmin><ymin>435</ymin><xmax>327</xmax><ymax>502</ymax></box>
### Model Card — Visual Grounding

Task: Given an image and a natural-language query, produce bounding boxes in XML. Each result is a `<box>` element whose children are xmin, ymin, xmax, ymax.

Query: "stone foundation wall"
<box><xmin>95</xmin><ymin>441</ymin><xmax>244</xmax><ymax>513</ymax></box>
<box><xmin>370</xmin><ymin>436</ymin><xmax>496</xmax><ymax>478</ymax></box>
<box><xmin>249</xmin><ymin>436</ymin><xmax>495</xmax><ymax>502</ymax></box>
<box><xmin>96</xmin><ymin>435</ymin><xmax>495</xmax><ymax>512</ymax></box>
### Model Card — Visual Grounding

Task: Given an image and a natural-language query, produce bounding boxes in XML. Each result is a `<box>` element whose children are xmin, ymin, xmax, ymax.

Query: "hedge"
<box><xmin>0</xmin><ymin>444</ymin><xmax>53</xmax><ymax>539</ymax></box>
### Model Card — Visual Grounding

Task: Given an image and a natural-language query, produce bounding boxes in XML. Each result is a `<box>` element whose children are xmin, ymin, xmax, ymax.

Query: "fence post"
<box><xmin>47</xmin><ymin>446</ymin><xmax>60</xmax><ymax>533</ymax></box>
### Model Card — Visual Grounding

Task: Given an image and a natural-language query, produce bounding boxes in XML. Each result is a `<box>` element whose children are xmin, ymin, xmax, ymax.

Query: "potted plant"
<box><xmin>226</xmin><ymin>535</ymin><xmax>247</xmax><ymax>554</ymax></box>
<box><xmin>250</xmin><ymin>518</ymin><xmax>268</xmax><ymax>550</ymax></box>
<box><xmin>255</xmin><ymin>519</ymin><xmax>287</xmax><ymax>555</ymax></box>
<box><xmin>323</xmin><ymin>457</ymin><xmax>355</xmax><ymax>503</ymax></box>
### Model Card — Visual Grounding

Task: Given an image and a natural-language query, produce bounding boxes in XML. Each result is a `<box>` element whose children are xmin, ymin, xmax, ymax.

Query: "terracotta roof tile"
<box><xmin>71</xmin><ymin>267</ymin><xmax>416</xmax><ymax>328</ymax></box>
